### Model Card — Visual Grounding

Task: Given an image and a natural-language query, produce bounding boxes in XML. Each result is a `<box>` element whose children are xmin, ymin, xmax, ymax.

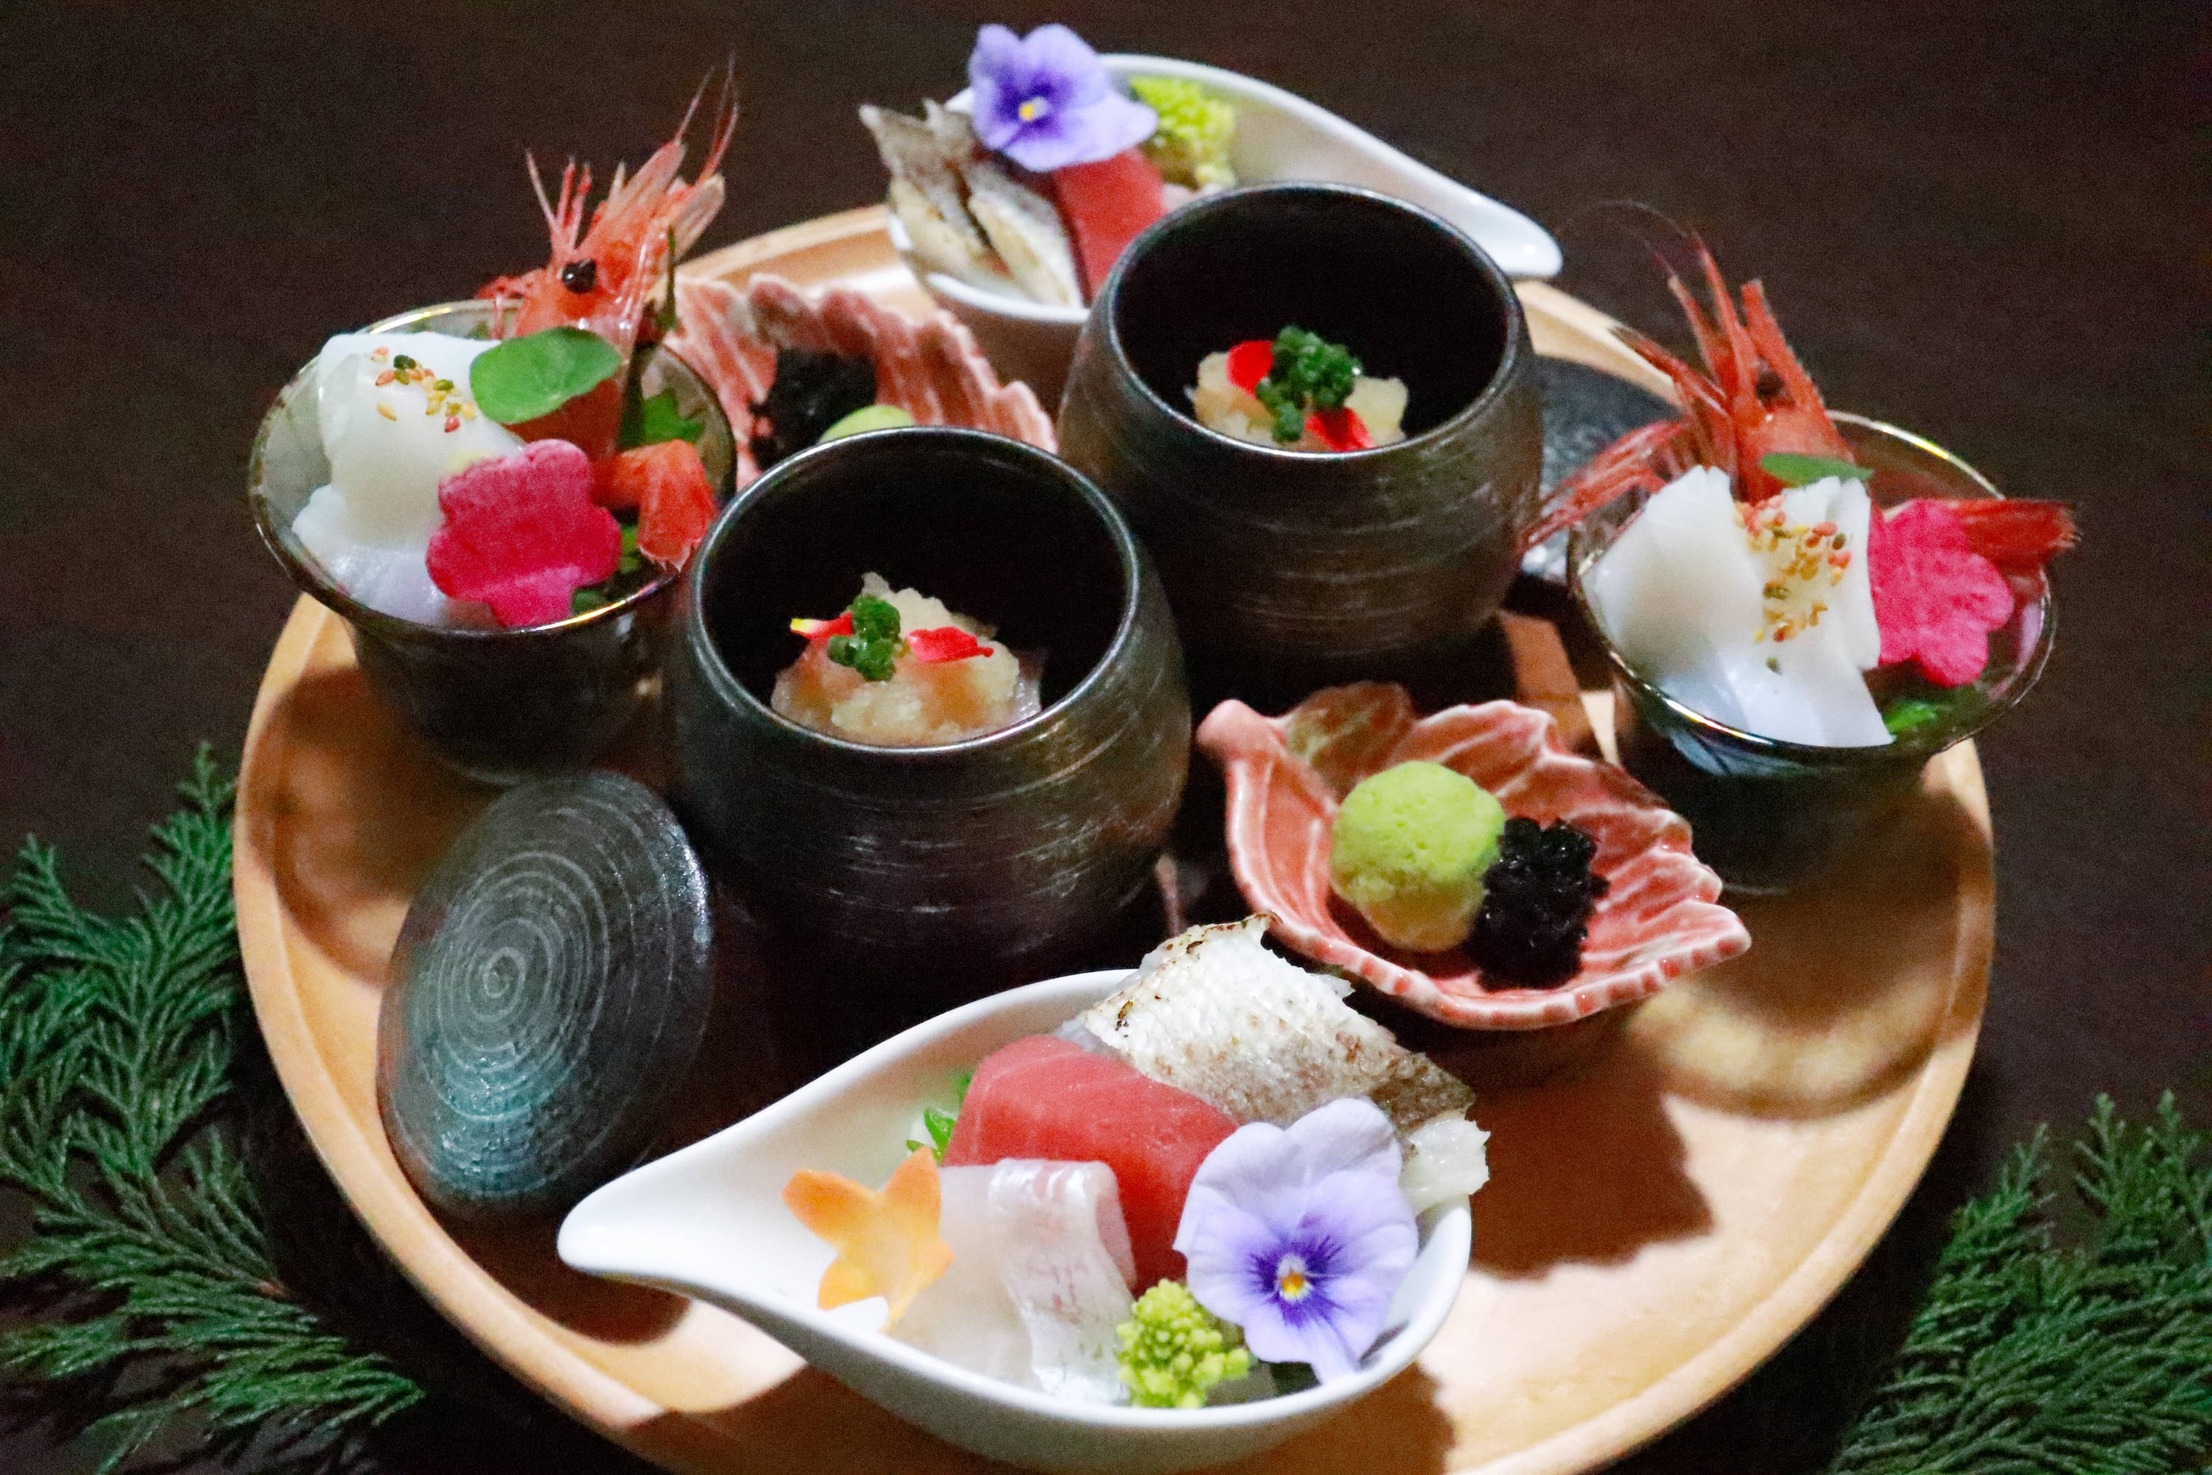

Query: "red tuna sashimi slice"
<box><xmin>944</xmin><ymin>1034</ymin><xmax>1235</xmax><ymax>1290</ymax></box>
<box><xmin>1052</xmin><ymin>150</ymin><xmax>1169</xmax><ymax>298</ymax></box>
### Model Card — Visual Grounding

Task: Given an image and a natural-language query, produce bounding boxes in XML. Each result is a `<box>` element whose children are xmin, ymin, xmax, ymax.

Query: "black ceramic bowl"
<box><xmin>247</xmin><ymin>301</ymin><xmax>736</xmax><ymax>786</ymax></box>
<box><xmin>667</xmin><ymin>427</ymin><xmax>1189</xmax><ymax>994</ymax></box>
<box><xmin>1056</xmin><ymin>183</ymin><xmax>1543</xmax><ymax>704</ymax></box>
<box><xmin>1570</xmin><ymin>414</ymin><xmax>2057</xmax><ymax>893</ymax></box>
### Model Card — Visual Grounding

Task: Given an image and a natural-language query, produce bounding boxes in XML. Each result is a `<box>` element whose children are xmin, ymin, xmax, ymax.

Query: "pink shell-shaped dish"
<box><xmin>1196</xmin><ymin>683</ymin><xmax>1751</xmax><ymax>1031</ymax></box>
<box><xmin>668</xmin><ymin>274</ymin><xmax>1057</xmax><ymax>489</ymax></box>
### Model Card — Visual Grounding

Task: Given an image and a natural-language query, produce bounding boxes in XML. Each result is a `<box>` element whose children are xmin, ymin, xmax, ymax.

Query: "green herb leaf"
<box><xmin>623</xmin><ymin>388</ymin><xmax>705</xmax><ymax>449</ymax></box>
<box><xmin>570</xmin><ymin>588</ymin><xmax>612</xmax><ymax>616</ymax></box>
<box><xmin>468</xmin><ymin>326</ymin><xmax>623</xmax><ymax>426</ymax></box>
<box><xmin>827</xmin><ymin>593</ymin><xmax>904</xmax><ymax>682</ymax></box>
<box><xmin>1882</xmin><ymin>697</ymin><xmax>1946</xmax><ymax>736</ymax></box>
<box><xmin>922</xmin><ymin>1107</ymin><xmax>959</xmax><ymax>1159</ymax></box>
<box><xmin>1761</xmin><ymin>452</ymin><xmax>1874</xmax><ymax>487</ymax></box>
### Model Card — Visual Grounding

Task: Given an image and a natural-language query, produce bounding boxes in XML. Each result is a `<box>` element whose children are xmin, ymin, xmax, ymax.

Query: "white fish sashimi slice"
<box><xmin>988</xmin><ymin>1161</ymin><xmax>1135</xmax><ymax>1403</ymax></box>
<box><xmin>894</xmin><ymin>1161</ymin><xmax>1135</xmax><ymax>1404</ymax></box>
<box><xmin>1398</xmin><ymin>1116</ymin><xmax>1491</xmax><ymax>1214</ymax></box>
<box><xmin>1070</xmin><ymin>917</ymin><xmax>1476</xmax><ymax>1137</ymax></box>
<box><xmin>962</xmin><ymin>161</ymin><xmax>1083</xmax><ymax>309</ymax></box>
<box><xmin>892</xmin><ymin>1167</ymin><xmax>1032</xmax><ymax>1387</ymax></box>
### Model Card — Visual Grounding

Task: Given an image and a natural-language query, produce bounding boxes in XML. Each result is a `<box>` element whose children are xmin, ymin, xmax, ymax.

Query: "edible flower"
<box><xmin>791</xmin><ymin>611</ymin><xmax>855</xmax><ymax>640</ymax></box>
<box><xmin>425</xmin><ymin>440</ymin><xmax>621</xmax><ymax>628</ymax></box>
<box><xmin>906</xmin><ymin>625</ymin><xmax>987</xmax><ymax>664</ymax></box>
<box><xmin>597</xmin><ymin>440</ymin><xmax>718</xmax><ymax>571</ymax></box>
<box><xmin>1116</xmin><ymin>1279</ymin><xmax>1254</xmax><ymax>1408</ymax></box>
<box><xmin>968</xmin><ymin>24</ymin><xmax>1156</xmax><ymax>173</ymax></box>
<box><xmin>1306</xmin><ymin>406</ymin><xmax>1372</xmax><ymax>452</ymax></box>
<box><xmin>783</xmin><ymin>1147</ymin><xmax>955</xmax><ymax>1324</ymax></box>
<box><xmin>1174</xmin><ymin>1098</ymin><xmax>1418</xmax><ymax>1382</ymax></box>
<box><xmin>1867</xmin><ymin>500</ymin><xmax>2015</xmax><ymax>687</ymax></box>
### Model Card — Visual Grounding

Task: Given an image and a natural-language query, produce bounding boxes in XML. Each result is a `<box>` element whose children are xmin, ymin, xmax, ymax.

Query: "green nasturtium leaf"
<box><xmin>1761</xmin><ymin>452</ymin><xmax>1874</xmax><ymax>487</ymax></box>
<box><xmin>469</xmin><ymin>326</ymin><xmax>623</xmax><ymax>426</ymax></box>
<box><xmin>622</xmin><ymin>388</ymin><xmax>705</xmax><ymax>449</ymax></box>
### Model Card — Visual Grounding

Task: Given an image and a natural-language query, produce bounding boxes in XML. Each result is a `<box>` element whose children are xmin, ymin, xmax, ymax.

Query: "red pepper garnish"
<box><xmin>790</xmin><ymin>610</ymin><xmax>856</xmax><ymax>640</ymax></box>
<box><xmin>906</xmin><ymin>626</ymin><xmax>987</xmax><ymax>664</ymax></box>
<box><xmin>1226</xmin><ymin>340</ymin><xmax>1274</xmax><ymax>394</ymax></box>
<box><xmin>1306</xmin><ymin>406</ymin><xmax>1372</xmax><ymax>451</ymax></box>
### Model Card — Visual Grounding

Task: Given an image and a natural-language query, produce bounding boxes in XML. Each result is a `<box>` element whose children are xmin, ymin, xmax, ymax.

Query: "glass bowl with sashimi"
<box><xmin>1544</xmin><ymin>239</ymin><xmax>2076</xmax><ymax>887</ymax></box>
<box><xmin>255</xmin><ymin>100</ymin><xmax>737</xmax><ymax>642</ymax></box>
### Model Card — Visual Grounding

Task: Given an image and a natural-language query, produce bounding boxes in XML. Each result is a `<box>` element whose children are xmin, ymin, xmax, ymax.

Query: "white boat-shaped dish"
<box><xmin>558</xmin><ymin>968</ymin><xmax>1474</xmax><ymax>1475</ymax></box>
<box><xmin>896</xmin><ymin>53</ymin><xmax>1563</xmax><ymax>399</ymax></box>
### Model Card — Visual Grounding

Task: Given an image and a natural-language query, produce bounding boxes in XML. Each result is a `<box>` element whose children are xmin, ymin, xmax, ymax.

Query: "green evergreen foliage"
<box><xmin>1827</xmin><ymin>1094</ymin><xmax>2212</xmax><ymax>1474</ymax></box>
<box><xmin>0</xmin><ymin>748</ymin><xmax>422</xmax><ymax>1470</ymax></box>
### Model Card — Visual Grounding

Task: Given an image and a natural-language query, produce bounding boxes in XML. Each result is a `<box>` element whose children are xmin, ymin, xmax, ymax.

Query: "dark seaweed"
<box><xmin>1468</xmin><ymin>817</ymin><xmax>1609</xmax><ymax>987</ymax></box>
<box><xmin>748</xmin><ymin>348</ymin><xmax>877</xmax><ymax>470</ymax></box>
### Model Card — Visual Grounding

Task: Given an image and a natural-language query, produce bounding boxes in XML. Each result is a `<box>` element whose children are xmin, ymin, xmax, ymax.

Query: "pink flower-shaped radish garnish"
<box><xmin>1868</xmin><ymin>499</ymin><xmax>2016</xmax><ymax>688</ymax></box>
<box><xmin>426</xmin><ymin>440</ymin><xmax>620</xmax><ymax>629</ymax></box>
<box><xmin>1195</xmin><ymin>683</ymin><xmax>1751</xmax><ymax>1031</ymax></box>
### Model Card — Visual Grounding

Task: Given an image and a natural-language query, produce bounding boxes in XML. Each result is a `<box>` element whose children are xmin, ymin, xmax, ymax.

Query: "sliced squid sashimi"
<box><xmin>312</xmin><ymin>331</ymin><xmax>523</xmax><ymax>547</ymax></box>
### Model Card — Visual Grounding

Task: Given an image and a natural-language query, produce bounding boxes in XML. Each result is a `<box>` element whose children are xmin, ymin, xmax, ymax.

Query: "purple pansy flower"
<box><xmin>967</xmin><ymin>23</ymin><xmax>1156</xmax><ymax>173</ymax></box>
<box><xmin>1173</xmin><ymin>1098</ymin><xmax>1419</xmax><ymax>1382</ymax></box>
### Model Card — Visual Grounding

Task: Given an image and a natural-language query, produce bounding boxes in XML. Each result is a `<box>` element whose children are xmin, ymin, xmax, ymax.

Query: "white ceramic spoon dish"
<box><xmin>559</xmin><ymin>968</ymin><xmax>1473</xmax><ymax>1475</ymax></box>
<box><xmin>899</xmin><ymin>53</ymin><xmax>1562</xmax><ymax>399</ymax></box>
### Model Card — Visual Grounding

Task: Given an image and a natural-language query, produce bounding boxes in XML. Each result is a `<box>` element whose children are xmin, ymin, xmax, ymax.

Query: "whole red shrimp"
<box><xmin>476</xmin><ymin>81</ymin><xmax>736</xmax><ymax>458</ymax></box>
<box><xmin>481</xmin><ymin>79</ymin><xmax>736</xmax><ymax>354</ymax></box>
<box><xmin>1524</xmin><ymin>238</ymin><xmax>1852</xmax><ymax>550</ymax></box>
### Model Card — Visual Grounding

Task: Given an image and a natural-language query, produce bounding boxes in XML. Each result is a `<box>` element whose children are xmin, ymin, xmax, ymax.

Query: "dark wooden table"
<box><xmin>1</xmin><ymin>2</ymin><xmax>2202</xmax><ymax>1471</ymax></box>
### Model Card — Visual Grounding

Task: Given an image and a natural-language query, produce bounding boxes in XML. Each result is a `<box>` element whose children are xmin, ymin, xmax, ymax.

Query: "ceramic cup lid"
<box><xmin>379</xmin><ymin>772</ymin><xmax>713</xmax><ymax>1221</ymax></box>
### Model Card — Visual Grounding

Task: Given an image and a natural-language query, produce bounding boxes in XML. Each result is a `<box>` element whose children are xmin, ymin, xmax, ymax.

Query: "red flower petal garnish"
<box><xmin>791</xmin><ymin>611</ymin><xmax>855</xmax><ymax>640</ymax></box>
<box><xmin>1868</xmin><ymin>500</ymin><xmax>2015</xmax><ymax>687</ymax></box>
<box><xmin>1226</xmin><ymin>340</ymin><xmax>1274</xmax><ymax>394</ymax></box>
<box><xmin>426</xmin><ymin>440</ymin><xmax>621</xmax><ymax>629</ymax></box>
<box><xmin>602</xmin><ymin>440</ymin><xmax>718</xmax><ymax>572</ymax></box>
<box><xmin>1306</xmin><ymin>406</ymin><xmax>1372</xmax><ymax>451</ymax></box>
<box><xmin>907</xmin><ymin>626</ymin><xmax>986</xmax><ymax>663</ymax></box>
<box><xmin>1944</xmin><ymin>498</ymin><xmax>2078</xmax><ymax>576</ymax></box>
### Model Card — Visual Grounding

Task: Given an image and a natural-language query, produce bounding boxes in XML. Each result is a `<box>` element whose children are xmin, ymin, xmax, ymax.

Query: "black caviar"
<box><xmin>1468</xmin><ymin>817</ymin><xmax>1609</xmax><ymax>987</ymax></box>
<box><xmin>749</xmin><ymin>349</ymin><xmax>877</xmax><ymax>470</ymax></box>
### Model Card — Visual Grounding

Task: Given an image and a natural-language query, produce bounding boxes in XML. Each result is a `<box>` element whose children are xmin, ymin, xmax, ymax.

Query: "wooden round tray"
<box><xmin>234</xmin><ymin>207</ymin><xmax>1990</xmax><ymax>1475</ymax></box>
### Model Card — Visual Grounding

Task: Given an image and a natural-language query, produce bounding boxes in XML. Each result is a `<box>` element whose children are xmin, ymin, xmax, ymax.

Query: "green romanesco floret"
<box><xmin>1131</xmin><ymin>76</ymin><xmax>1237</xmax><ymax>191</ymax></box>
<box><xmin>1116</xmin><ymin>1280</ymin><xmax>1254</xmax><ymax>1408</ymax></box>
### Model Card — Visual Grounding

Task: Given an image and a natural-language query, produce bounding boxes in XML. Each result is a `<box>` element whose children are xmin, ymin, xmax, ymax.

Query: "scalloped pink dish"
<box><xmin>1196</xmin><ymin>683</ymin><xmax>1751</xmax><ymax>1030</ymax></box>
<box><xmin>667</xmin><ymin>273</ymin><xmax>1056</xmax><ymax>490</ymax></box>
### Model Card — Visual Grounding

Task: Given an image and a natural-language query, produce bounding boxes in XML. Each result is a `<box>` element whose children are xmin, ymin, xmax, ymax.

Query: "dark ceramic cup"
<box><xmin>247</xmin><ymin>302</ymin><xmax>735</xmax><ymax>786</ymax></box>
<box><xmin>1570</xmin><ymin>414</ymin><xmax>2056</xmax><ymax>894</ymax></box>
<box><xmin>1057</xmin><ymin>183</ymin><xmax>1543</xmax><ymax>705</ymax></box>
<box><xmin>667</xmin><ymin>427</ymin><xmax>1190</xmax><ymax>994</ymax></box>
